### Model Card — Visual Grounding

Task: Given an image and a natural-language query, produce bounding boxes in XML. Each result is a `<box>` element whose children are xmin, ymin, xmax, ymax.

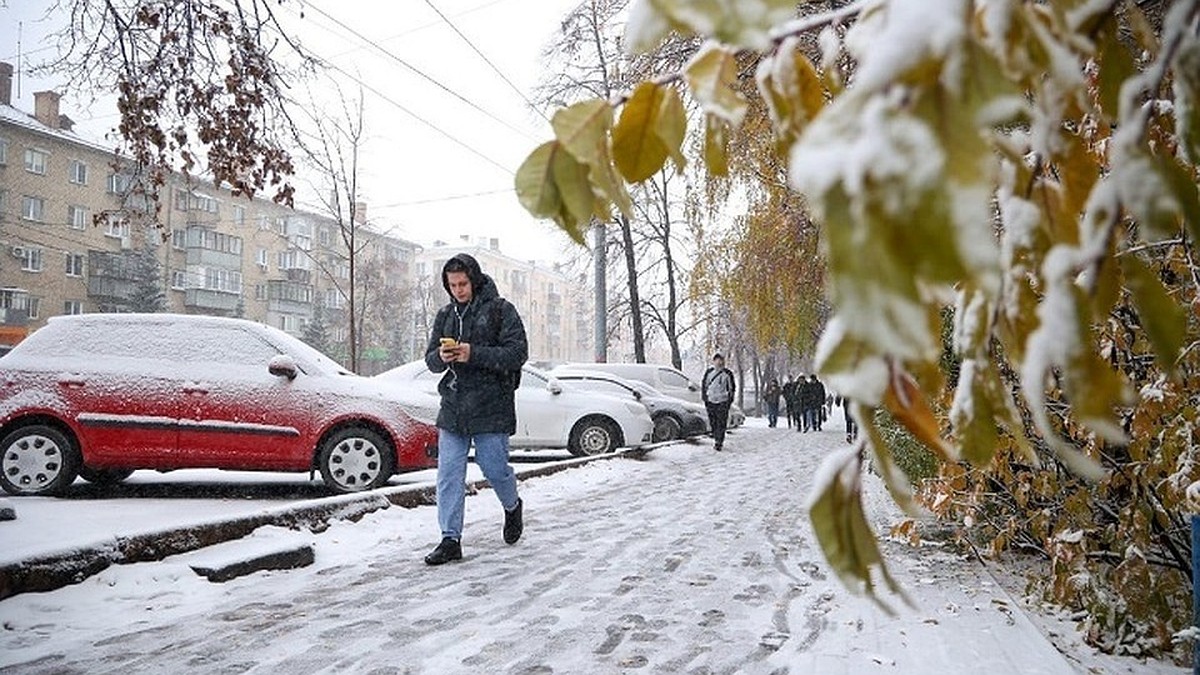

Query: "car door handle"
<box><xmin>58</xmin><ymin>379</ymin><xmax>86</xmax><ymax>389</ymax></box>
<box><xmin>183</xmin><ymin>386</ymin><xmax>209</xmax><ymax>395</ymax></box>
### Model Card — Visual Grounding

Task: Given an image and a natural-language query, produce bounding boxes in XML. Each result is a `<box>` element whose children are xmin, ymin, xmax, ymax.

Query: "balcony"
<box><xmin>184</xmin><ymin>288</ymin><xmax>240</xmax><ymax>312</ymax></box>
<box><xmin>186</xmin><ymin>247</ymin><xmax>240</xmax><ymax>268</ymax></box>
<box><xmin>0</xmin><ymin>306</ymin><xmax>30</xmax><ymax>326</ymax></box>
<box><xmin>87</xmin><ymin>276</ymin><xmax>136</xmax><ymax>302</ymax></box>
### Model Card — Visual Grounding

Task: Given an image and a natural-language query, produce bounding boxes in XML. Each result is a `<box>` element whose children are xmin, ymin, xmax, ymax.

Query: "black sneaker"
<box><xmin>424</xmin><ymin>537</ymin><xmax>462</xmax><ymax>565</ymax></box>
<box><xmin>503</xmin><ymin>498</ymin><xmax>524</xmax><ymax>545</ymax></box>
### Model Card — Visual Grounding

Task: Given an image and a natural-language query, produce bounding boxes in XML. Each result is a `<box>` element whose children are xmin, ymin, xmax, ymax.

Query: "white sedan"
<box><xmin>374</xmin><ymin>361</ymin><xmax>655</xmax><ymax>456</ymax></box>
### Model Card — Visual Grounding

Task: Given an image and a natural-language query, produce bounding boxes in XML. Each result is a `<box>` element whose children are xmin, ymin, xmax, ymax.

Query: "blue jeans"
<box><xmin>766</xmin><ymin>402</ymin><xmax>779</xmax><ymax>427</ymax></box>
<box><xmin>436</xmin><ymin>429</ymin><xmax>519</xmax><ymax>541</ymax></box>
<box><xmin>804</xmin><ymin>407</ymin><xmax>821</xmax><ymax>431</ymax></box>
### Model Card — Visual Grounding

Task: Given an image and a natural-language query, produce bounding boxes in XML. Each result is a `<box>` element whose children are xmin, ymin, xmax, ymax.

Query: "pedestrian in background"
<box><xmin>763</xmin><ymin>378</ymin><xmax>782</xmax><ymax>428</ymax></box>
<box><xmin>806</xmin><ymin>374</ymin><xmax>826</xmax><ymax>432</ymax></box>
<box><xmin>781</xmin><ymin>375</ymin><xmax>797</xmax><ymax>429</ymax></box>
<box><xmin>837</xmin><ymin>394</ymin><xmax>859</xmax><ymax>443</ymax></box>
<box><xmin>701</xmin><ymin>353</ymin><xmax>736</xmax><ymax>451</ymax></box>
<box><xmin>423</xmin><ymin>253</ymin><xmax>528</xmax><ymax>566</ymax></box>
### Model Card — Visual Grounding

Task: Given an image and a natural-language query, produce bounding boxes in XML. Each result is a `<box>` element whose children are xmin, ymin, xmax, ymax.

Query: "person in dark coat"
<box><xmin>807</xmin><ymin>374</ymin><xmax>826</xmax><ymax>432</ymax></box>
<box><xmin>763</xmin><ymin>378</ymin><xmax>782</xmax><ymax>428</ymax></box>
<box><xmin>422</xmin><ymin>253</ymin><xmax>528</xmax><ymax>565</ymax></box>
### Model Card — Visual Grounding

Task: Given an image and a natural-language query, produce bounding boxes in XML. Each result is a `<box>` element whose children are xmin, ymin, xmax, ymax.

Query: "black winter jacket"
<box><xmin>424</xmin><ymin>254</ymin><xmax>528</xmax><ymax>435</ymax></box>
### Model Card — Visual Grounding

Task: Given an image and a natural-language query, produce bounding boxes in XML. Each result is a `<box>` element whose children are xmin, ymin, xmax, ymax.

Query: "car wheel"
<box><xmin>569</xmin><ymin>416</ymin><xmax>623</xmax><ymax>457</ymax></box>
<box><xmin>317</xmin><ymin>426</ymin><xmax>394</xmax><ymax>493</ymax></box>
<box><xmin>0</xmin><ymin>424</ymin><xmax>80</xmax><ymax>496</ymax></box>
<box><xmin>78</xmin><ymin>466</ymin><xmax>135</xmax><ymax>486</ymax></box>
<box><xmin>652</xmin><ymin>413</ymin><xmax>683</xmax><ymax>442</ymax></box>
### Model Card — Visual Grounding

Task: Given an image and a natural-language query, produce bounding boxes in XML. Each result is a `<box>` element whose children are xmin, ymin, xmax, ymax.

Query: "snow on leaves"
<box><xmin>519</xmin><ymin>0</ymin><xmax>1200</xmax><ymax>635</ymax></box>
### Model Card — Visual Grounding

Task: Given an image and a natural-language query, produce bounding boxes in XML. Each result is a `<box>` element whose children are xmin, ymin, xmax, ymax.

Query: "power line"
<box><xmin>421</xmin><ymin>0</ymin><xmax>549</xmax><ymax>122</ymax></box>
<box><xmin>302</xmin><ymin>1</ymin><xmax>537</xmax><ymax>142</ymax></box>
<box><xmin>372</xmin><ymin>187</ymin><xmax>514</xmax><ymax>209</ymax></box>
<box><xmin>318</xmin><ymin>57</ymin><xmax>514</xmax><ymax>175</ymax></box>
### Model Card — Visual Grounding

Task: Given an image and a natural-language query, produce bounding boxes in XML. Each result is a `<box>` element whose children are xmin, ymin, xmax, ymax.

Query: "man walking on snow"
<box><xmin>423</xmin><ymin>253</ymin><xmax>528</xmax><ymax>565</ymax></box>
<box><xmin>701</xmin><ymin>352</ymin><xmax>736</xmax><ymax>452</ymax></box>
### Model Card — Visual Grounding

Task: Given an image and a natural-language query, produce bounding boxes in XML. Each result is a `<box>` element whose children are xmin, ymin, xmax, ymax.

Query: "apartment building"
<box><xmin>415</xmin><ymin>237</ymin><xmax>591</xmax><ymax>364</ymax></box>
<box><xmin>0</xmin><ymin>64</ymin><xmax>422</xmax><ymax>372</ymax></box>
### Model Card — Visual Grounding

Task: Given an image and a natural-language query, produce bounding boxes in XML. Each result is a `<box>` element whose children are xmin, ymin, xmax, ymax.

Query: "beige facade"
<box><xmin>0</xmin><ymin>77</ymin><xmax>422</xmax><ymax>373</ymax></box>
<box><xmin>415</xmin><ymin>237</ymin><xmax>591</xmax><ymax>364</ymax></box>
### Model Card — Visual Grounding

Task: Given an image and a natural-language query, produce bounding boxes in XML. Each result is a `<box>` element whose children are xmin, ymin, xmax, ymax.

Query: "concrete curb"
<box><xmin>0</xmin><ymin>446</ymin><xmax>656</xmax><ymax>600</ymax></box>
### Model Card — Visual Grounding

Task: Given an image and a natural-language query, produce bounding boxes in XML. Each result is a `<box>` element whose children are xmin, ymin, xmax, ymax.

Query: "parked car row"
<box><xmin>0</xmin><ymin>313</ymin><xmax>736</xmax><ymax>498</ymax></box>
<box><xmin>0</xmin><ymin>314</ymin><xmax>440</xmax><ymax>497</ymax></box>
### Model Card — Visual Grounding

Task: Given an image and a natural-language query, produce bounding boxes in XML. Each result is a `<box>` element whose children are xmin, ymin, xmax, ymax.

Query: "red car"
<box><xmin>0</xmin><ymin>313</ymin><xmax>439</xmax><ymax>496</ymax></box>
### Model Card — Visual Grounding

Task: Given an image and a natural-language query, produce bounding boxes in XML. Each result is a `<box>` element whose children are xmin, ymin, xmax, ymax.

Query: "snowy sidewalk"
<box><xmin>0</xmin><ymin>422</ymin><xmax>1094</xmax><ymax>673</ymax></box>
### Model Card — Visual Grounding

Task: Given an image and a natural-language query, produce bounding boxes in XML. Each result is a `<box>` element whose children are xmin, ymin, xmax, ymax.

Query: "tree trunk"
<box><xmin>619</xmin><ymin>214</ymin><xmax>647</xmax><ymax>362</ymax></box>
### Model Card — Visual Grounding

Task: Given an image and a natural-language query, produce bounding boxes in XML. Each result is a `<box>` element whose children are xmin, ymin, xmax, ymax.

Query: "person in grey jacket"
<box><xmin>422</xmin><ymin>253</ymin><xmax>528</xmax><ymax>565</ymax></box>
<box><xmin>701</xmin><ymin>353</ymin><xmax>736</xmax><ymax>451</ymax></box>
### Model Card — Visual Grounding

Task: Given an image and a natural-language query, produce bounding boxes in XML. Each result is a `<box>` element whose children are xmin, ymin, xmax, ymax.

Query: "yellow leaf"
<box><xmin>551</xmin><ymin>144</ymin><xmax>597</xmax><ymax>243</ymax></box>
<box><xmin>514</xmin><ymin>141</ymin><xmax>563</xmax><ymax>220</ymax></box>
<box><xmin>704</xmin><ymin>114</ymin><xmax>730</xmax><ymax>177</ymax></box>
<box><xmin>1059</xmin><ymin>132</ymin><xmax>1100</xmax><ymax>218</ymax></box>
<box><xmin>685</xmin><ymin>43</ymin><xmax>748</xmax><ymax>126</ymax></box>
<box><xmin>550</xmin><ymin>98</ymin><xmax>633</xmax><ymax>219</ymax></box>
<box><xmin>882</xmin><ymin>370</ymin><xmax>958</xmax><ymax>463</ymax></box>
<box><xmin>655</xmin><ymin>85</ymin><xmax>687</xmax><ymax>173</ymax></box>
<box><xmin>613</xmin><ymin>82</ymin><xmax>669</xmax><ymax>183</ymax></box>
<box><xmin>551</xmin><ymin>99</ymin><xmax>613</xmax><ymax>167</ymax></box>
<box><xmin>1122</xmin><ymin>254</ymin><xmax>1187</xmax><ymax>376</ymax></box>
<box><xmin>1095</xmin><ymin>17</ymin><xmax>1137</xmax><ymax>123</ymax></box>
<box><xmin>808</xmin><ymin>447</ymin><xmax>911</xmax><ymax>614</ymax></box>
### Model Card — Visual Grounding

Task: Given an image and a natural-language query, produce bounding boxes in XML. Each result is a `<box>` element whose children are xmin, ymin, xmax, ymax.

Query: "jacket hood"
<box><xmin>441</xmin><ymin>253</ymin><xmax>498</xmax><ymax>303</ymax></box>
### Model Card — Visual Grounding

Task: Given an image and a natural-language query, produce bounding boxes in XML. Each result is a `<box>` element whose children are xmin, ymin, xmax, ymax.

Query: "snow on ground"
<box><xmin>0</xmin><ymin>414</ymin><xmax>1185</xmax><ymax>674</ymax></box>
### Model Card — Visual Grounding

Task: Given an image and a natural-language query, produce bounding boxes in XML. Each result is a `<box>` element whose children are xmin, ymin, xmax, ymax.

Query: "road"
<box><xmin>0</xmin><ymin>423</ymin><xmax>1089</xmax><ymax>674</ymax></box>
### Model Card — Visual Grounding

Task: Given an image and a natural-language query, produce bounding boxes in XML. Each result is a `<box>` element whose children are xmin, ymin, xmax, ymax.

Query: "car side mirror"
<box><xmin>268</xmin><ymin>354</ymin><xmax>298</xmax><ymax>380</ymax></box>
<box><xmin>546</xmin><ymin>378</ymin><xmax>562</xmax><ymax>395</ymax></box>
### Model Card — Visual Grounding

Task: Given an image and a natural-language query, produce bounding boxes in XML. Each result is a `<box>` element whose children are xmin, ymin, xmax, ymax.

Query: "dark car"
<box><xmin>0</xmin><ymin>313</ymin><xmax>439</xmax><ymax>496</ymax></box>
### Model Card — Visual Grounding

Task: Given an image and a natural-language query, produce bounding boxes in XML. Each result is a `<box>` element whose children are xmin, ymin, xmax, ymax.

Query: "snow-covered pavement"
<box><xmin>0</xmin><ymin>418</ymin><xmax>1184</xmax><ymax>673</ymax></box>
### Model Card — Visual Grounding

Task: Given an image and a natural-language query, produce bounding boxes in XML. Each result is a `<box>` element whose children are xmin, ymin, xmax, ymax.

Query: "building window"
<box><xmin>255</xmin><ymin>284</ymin><xmax>266</xmax><ymax>300</ymax></box>
<box><xmin>64</xmin><ymin>300</ymin><xmax>83</xmax><ymax>315</ymax></box>
<box><xmin>200</xmin><ymin>267</ymin><xmax>242</xmax><ymax>294</ymax></box>
<box><xmin>24</xmin><ymin>148</ymin><xmax>48</xmax><ymax>175</ymax></box>
<box><xmin>104</xmin><ymin>216</ymin><xmax>129</xmax><ymax>239</ymax></box>
<box><xmin>69</xmin><ymin>159</ymin><xmax>88</xmax><ymax>185</ymax></box>
<box><xmin>174</xmin><ymin>189</ymin><xmax>219</xmax><ymax>214</ymax></box>
<box><xmin>319</xmin><ymin>228</ymin><xmax>331</xmax><ymax>247</ymax></box>
<box><xmin>277</xmin><ymin>249</ymin><xmax>312</xmax><ymax>271</ymax></box>
<box><xmin>107</xmin><ymin>173</ymin><xmax>132</xmax><ymax>195</ymax></box>
<box><xmin>186</xmin><ymin>228</ymin><xmax>243</xmax><ymax>255</ymax></box>
<box><xmin>0</xmin><ymin>137</ymin><xmax>8</xmax><ymax>165</ymax></box>
<box><xmin>172</xmin><ymin>229</ymin><xmax>186</xmax><ymax>249</ymax></box>
<box><xmin>278</xmin><ymin>314</ymin><xmax>300</xmax><ymax>333</ymax></box>
<box><xmin>233</xmin><ymin>204</ymin><xmax>246</xmax><ymax>226</ymax></box>
<box><xmin>325</xmin><ymin>287</ymin><xmax>345</xmax><ymax>310</ymax></box>
<box><xmin>65</xmin><ymin>253</ymin><xmax>85</xmax><ymax>277</ymax></box>
<box><xmin>18</xmin><ymin>247</ymin><xmax>44</xmax><ymax>272</ymax></box>
<box><xmin>21</xmin><ymin>196</ymin><xmax>46</xmax><ymax>222</ymax></box>
<box><xmin>170</xmin><ymin>270</ymin><xmax>188</xmax><ymax>290</ymax></box>
<box><xmin>27</xmin><ymin>296</ymin><xmax>40</xmax><ymax>320</ymax></box>
<box><xmin>68</xmin><ymin>205</ymin><xmax>89</xmax><ymax>230</ymax></box>
<box><xmin>256</xmin><ymin>248</ymin><xmax>269</xmax><ymax>269</ymax></box>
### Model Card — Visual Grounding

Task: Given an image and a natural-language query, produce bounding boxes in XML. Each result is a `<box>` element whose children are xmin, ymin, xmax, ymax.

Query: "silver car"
<box><xmin>550</xmin><ymin>368</ymin><xmax>709</xmax><ymax>442</ymax></box>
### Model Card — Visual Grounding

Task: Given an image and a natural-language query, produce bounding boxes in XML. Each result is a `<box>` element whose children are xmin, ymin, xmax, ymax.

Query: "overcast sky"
<box><xmin>0</xmin><ymin>0</ymin><xmax>588</xmax><ymax>263</ymax></box>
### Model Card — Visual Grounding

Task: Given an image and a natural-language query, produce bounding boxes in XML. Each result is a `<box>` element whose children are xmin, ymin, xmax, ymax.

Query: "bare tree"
<box><xmin>47</xmin><ymin>0</ymin><xmax>311</xmax><ymax>222</ymax></box>
<box><xmin>536</xmin><ymin>0</ymin><xmax>699</xmax><ymax>364</ymax></box>
<box><xmin>298</xmin><ymin>85</ymin><xmax>370</xmax><ymax>371</ymax></box>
